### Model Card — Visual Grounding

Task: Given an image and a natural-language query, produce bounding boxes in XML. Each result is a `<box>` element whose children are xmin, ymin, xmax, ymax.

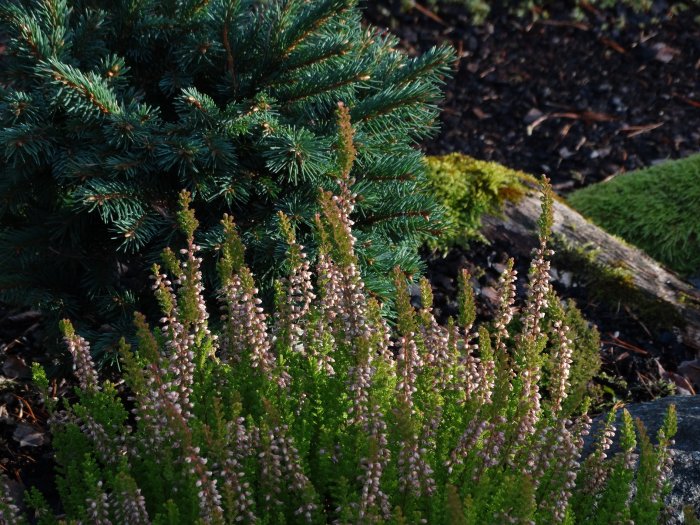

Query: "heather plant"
<box><xmin>0</xmin><ymin>0</ymin><xmax>452</xmax><ymax>352</ymax></box>
<box><xmin>3</xmin><ymin>179</ymin><xmax>679</xmax><ymax>524</ymax></box>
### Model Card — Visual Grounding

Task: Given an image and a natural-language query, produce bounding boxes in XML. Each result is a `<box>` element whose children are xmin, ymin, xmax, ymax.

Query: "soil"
<box><xmin>365</xmin><ymin>1</ymin><xmax>700</xmax><ymax>192</ymax></box>
<box><xmin>2</xmin><ymin>0</ymin><xmax>700</xmax><ymax>510</ymax></box>
<box><xmin>0</xmin><ymin>309</ymin><xmax>59</xmax><ymax>508</ymax></box>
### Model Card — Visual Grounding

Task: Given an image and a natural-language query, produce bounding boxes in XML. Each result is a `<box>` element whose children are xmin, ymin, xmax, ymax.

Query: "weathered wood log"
<box><xmin>480</xmin><ymin>189</ymin><xmax>700</xmax><ymax>353</ymax></box>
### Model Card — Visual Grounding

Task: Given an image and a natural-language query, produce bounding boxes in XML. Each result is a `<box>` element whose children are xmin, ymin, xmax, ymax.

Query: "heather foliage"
<box><xmin>6</xmin><ymin>184</ymin><xmax>677</xmax><ymax>524</ymax></box>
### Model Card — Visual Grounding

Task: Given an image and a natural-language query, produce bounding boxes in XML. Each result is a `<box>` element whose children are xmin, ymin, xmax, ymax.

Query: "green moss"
<box><xmin>425</xmin><ymin>153</ymin><xmax>534</xmax><ymax>251</ymax></box>
<box><xmin>568</xmin><ymin>154</ymin><xmax>700</xmax><ymax>277</ymax></box>
<box><xmin>679</xmin><ymin>291</ymin><xmax>700</xmax><ymax>308</ymax></box>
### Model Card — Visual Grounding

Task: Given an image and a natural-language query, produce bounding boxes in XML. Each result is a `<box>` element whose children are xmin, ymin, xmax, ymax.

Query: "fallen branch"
<box><xmin>620</xmin><ymin>121</ymin><xmax>664</xmax><ymax>137</ymax></box>
<box><xmin>411</xmin><ymin>2</ymin><xmax>447</xmax><ymax>26</ymax></box>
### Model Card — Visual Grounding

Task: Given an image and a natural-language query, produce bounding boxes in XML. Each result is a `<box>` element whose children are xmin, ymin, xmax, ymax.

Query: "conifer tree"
<box><xmin>0</xmin><ymin>0</ymin><xmax>452</xmax><ymax>353</ymax></box>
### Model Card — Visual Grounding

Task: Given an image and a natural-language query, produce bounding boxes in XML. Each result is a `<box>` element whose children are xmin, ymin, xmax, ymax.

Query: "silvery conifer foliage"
<box><xmin>0</xmin><ymin>0</ymin><xmax>452</xmax><ymax>353</ymax></box>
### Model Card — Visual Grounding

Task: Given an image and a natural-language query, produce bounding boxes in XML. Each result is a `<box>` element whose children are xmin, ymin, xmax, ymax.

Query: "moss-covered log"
<box><xmin>480</xmin><ymin>186</ymin><xmax>700</xmax><ymax>353</ymax></box>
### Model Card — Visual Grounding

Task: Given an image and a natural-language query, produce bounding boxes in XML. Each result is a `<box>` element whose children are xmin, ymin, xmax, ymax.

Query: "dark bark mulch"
<box><xmin>366</xmin><ymin>1</ymin><xmax>700</xmax><ymax>192</ymax></box>
<box><xmin>0</xmin><ymin>309</ymin><xmax>58</xmax><ymax>507</ymax></box>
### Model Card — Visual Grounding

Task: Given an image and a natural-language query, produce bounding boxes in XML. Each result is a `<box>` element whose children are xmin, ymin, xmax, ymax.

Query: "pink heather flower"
<box><xmin>470</xmin><ymin>417</ymin><xmax>507</xmax><ymax>483</ymax></box>
<box><xmin>580</xmin><ymin>416</ymin><xmax>616</xmax><ymax>497</ymax></box>
<box><xmin>442</xmin><ymin>322</ymin><xmax>465</xmax><ymax>395</ymax></box>
<box><xmin>318</xmin><ymin>257</ymin><xmax>371</xmax><ymax>346</ymax></box>
<box><xmin>420</xmin><ymin>410</ymin><xmax>443</xmax><ymax>491</ymax></box>
<box><xmin>316</xmin><ymin>251</ymin><xmax>343</xmax><ymax>327</ymax></box>
<box><xmin>348</xmin><ymin>351</ymin><xmax>374</xmax><ymax>428</ymax></box>
<box><xmin>332</xmin><ymin>181</ymin><xmax>356</xmax><ymax>222</ymax></box>
<box><xmin>512</xmin><ymin>369</ymin><xmax>542</xmax><ymax>459</ymax></box>
<box><xmin>151</xmin><ymin>268</ymin><xmax>178</xmax><ymax>335</ymax></box>
<box><xmin>398</xmin><ymin>434</ymin><xmax>436</xmax><ymax>498</ymax></box>
<box><xmin>279</xmin><ymin>426</ymin><xmax>315</xmax><ymax>493</ymax></box>
<box><xmin>521</xmin><ymin>426</ymin><xmax>548</xmax><ymax>481</ymax></box>
<box><xmin>217</xmin><ymin>418</ymin><xmax>257</xmax><ymax>523</ymax></box>
<box><xmin>127</xmin><ymin>375</ymin><xmax>168</xmax><ymax>452</ymax></box>
<box><xmin>535</xmin><ymin>420</ymin><xmax>587</xmax><ymax>523</ymax></box>
<box><xmin>317</xmin><ymin>184</ymin><xmax>376</xmax><ymax>347</ymax></box>
<box><xmin>258</xmin><ymin>425</ymin><xmax>319</xmax><ymax>521</ymax></box>
<box><xmin>446</xmin><ymin>418</ymin><xmax>489</xmax><ymax>475</ymax></box>
<box><xmin>63</xmin><ymin>329</ymin><xmax>100</xmax><ymax>392</ymax></box>
<box><xmin>258</xmin><ymin>426</ymin><xmax>285</xmax><ymax>511</ymax></box>
<box><xmin>491</xmin><ymin>263</ymin><xmax>518</xmax><ymax>402</ymax></box>
<box><xmin>184</xmin><ymin>444</ymin><xmax>225</xmax><ymax>524</ymax></box>
<box><xmin>219</xmin><ymin>269</ymin><xmax>285</xmax><ymax>387</ymax></box>
<box><xmin>274</xmin><ymin>245</ymin><xmax>315</xmax><ymax>352</ymax></box>
<box><xmin>374</xmin><ymin>310</ymin><xmax>394</xmax><ymax>365</ymax></box>
<box><xmin>522</xmin><ymin>240</ymin><xmax>554</xmax><ymax>340</ymax></box>
<box><xmin>315</xmin><ymin>251</ymin><xmax>380</xmax><ymax>370</ymax></box>
<box><xmin>573</xmin><ymin>412</ymin><xmax>592</xmax><ymax>442</ymax></box>
<box><xmin>337</xmin><ymin>263</ymin><xmax>370</xmax><ymax>341</ymax></box>
<box><xmin>306</xmin><ymin>253</ymin><xmax>340</xmax><ymax>376</ymax></box>
<box><xmin>475</xmin><ymin>332</ymin><xmax>495</xmax><ymax>406</ymax></box>
<box><xmin>152</xmin><ymin>268</ymin><xmax>195</xmax><ymax>417</ymax></box>
<box><xmin>112</xmin><ymin>481</ymin><xmax>150</xmax><ymax>525</ymax></box>
<box><xmin>654</xmin><ymin>434</ymin><xmax>675</xmax><ymax>503</ymax></box>
<box><xmin>128</xmin><ymin>354</ymin><xmax>209</xmax><ymax>470</ymax></box>
<box><xmin>164</xmin><ymin>243</ymin><xmax>214</xmax><ymax>413</ymax></box>
<box><xmin>494</xmin><ymin>262</ymin><xmax>518</xmax><ymax>349</ymax></box>
<box><xmin>485</xmin><ymin>427</ymin><xmax>507</xmax><ymax>471</ymax></box>
<box><xmin>86</xmin><ymin>481</ymin><xmax>113</xmax><ymax>525</ymax></box>
<box><xmin>399</xmin><ymin>407</ymin><xmax>440</xmax><ymax>499</ymax></box>
<box><xmin>138</xmin><ymin>362</ymin><xmax>192</xmax><ymax>449</ymax></box>
<box><xmin>278</xmin><ymin>432</ymin><xmax>319</xmax><ymax>522</ymax></box>
<box><xmin>79</xmin><ymin>413</ymin><xmax>128</xmax><ymax>466</ymax></box>
<box><xmin>343</xmin><ymin>301</ymin><xmax>392</xmax><ymax>433</ymax></box>
<box><xmin>0</xmin><ymin>475</ymin><xmax>23</xmax><ymax>525</ymax></box>
<box><xmin>549</xmin><ymin>320</ymin><xmax>574</xmax><ymax>415</ymax></box>
<box><xmin>357</xmin><ymin>405</ymin><xmax>392</xmax><ymax>522</ymax></box>
<box><xmin>508</xmin><ymin>248</ymin><xmax>554</xmax><ymax>459</ymax></box>
<box><xmin>456</xmin><ymin>331</ymin><xmax>480</xmax><ymax>404</ymax></box>
<box><xmin>418</xmin><ymin>309</ymin><xmax>454</xmax><ymax>391</ymax></box>
<box><xmin>396</xmin><ymin>333</ymin><xmax>422</xmax><ymax>409</ymax></box>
